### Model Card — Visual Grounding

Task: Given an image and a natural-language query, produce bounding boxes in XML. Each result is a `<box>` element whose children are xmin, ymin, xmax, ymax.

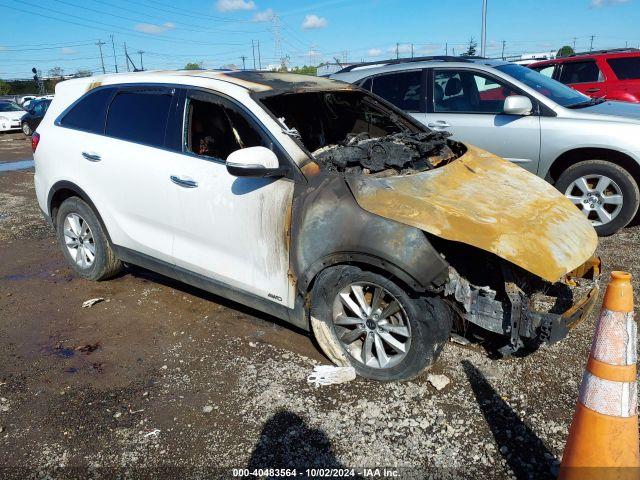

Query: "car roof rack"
<box><xmin>569</xmin><ymin>47</ymin><xmax>640</xmax><ymax>57</ymax></box>
<box><xmin>335</xmin><ymin>55</ymin><xmax>482</xmax><ymax>74</ymax></box>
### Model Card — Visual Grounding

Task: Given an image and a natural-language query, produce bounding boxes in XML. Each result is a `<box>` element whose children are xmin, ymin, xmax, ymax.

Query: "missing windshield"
<box><xmin>260</xmin><ymin>90</ymin><xmax>461</xmax><ymax>175</ymax></box>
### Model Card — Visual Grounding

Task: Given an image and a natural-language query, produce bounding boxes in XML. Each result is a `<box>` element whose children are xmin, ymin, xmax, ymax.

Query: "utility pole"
<box><xmin>396</xmin><ymin>42</ymin><xmax>399</xmax><ymax>59</ymax></box>
<box><xmin>240</xmin><ymin>55</ymin><xmax>247</xmax><ymax>69</ymax></box>
<box><xmin>572</xmin><ymin>37</ymin><xmax>577</xmax><ymax>50</ymax></box>
<box><xmin>589</xmin><ymin>35</ymin><xmax>595</xmax><ymax>52</ymax></box>
<box><xmin>137</xmin><ymin>50</ymin><xmax>144</xmax><ymax>71</ymax></box>
<box><xmin>501</xmin><ymin>40</ymin><xmax>506</xmax><ymax>60</ymax></box>
<box><xmin>257</xmin><ymin>40</ymin><xmax>262</xmax><ymax>70</ymax></box>
<box><xmin>445</xmin><ymin>42</ymin><xmax>448</xmax><ymax>55</ymax></box>
<box><xmin>480</xmin><ymin>0</ymin><xmax>487</xmax><ymax>57</ymax></box>
<box><xmin>273</xmin><ymin>14</ymin><xmax>283</xmax><ymax>65</ymax></box>
<box><xmin>411</xmin><ymin>44</ymin><xmax>414</xmax><ymax>58</ymax></box>
<box><xmin>124</xmin><ymin>43</ymin><xmax>130</xmax><ymax>72</ymax></box>
<box><xmin>110</xmin><ymin>34</ymin><xmax>118</xmax><ymax>73</ymax></box>
<box><xmin>251</xmin><ymin>40</ymin><xmax>256</xmax><ymax>69</ymax></box>
<box><xmin>96</xmin><ymin>40</ymin><xmax>106</xmax><ymax>74</ymax></box>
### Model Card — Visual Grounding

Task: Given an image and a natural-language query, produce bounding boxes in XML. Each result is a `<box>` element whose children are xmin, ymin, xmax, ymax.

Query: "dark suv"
<box><xmin>530</xmin><ymin>49</ymin><xmax>640</xmax><ymax>103</ymax></box>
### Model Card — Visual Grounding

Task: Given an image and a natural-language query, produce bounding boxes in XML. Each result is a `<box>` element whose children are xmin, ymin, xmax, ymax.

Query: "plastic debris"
<box><xmin>142</xmin><ymin>429</ymin><xmax>161</xmax><ymax>438</ymax></box>
<box><xmin>427</xmin><ymin>374</ymin><xmax>451</xmax><ymax>391</ymax></box>
<box><xmin>307</xmin><ymin>365</ymin><xmax>356</xmax><ymax>387</ymax></box>
<box><xmin>82</xmin><ymin>298</ymin><xmax>104</xmax><ymax>308</ymax></box>
<box><xmin>202</xmin><ymin>405</ymin><xmax>213</xmax><ymax>413</ymax></box>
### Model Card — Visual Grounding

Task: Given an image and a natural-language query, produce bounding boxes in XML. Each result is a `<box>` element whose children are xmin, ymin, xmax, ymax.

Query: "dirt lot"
<box><xmin>0</xmin><ymin>130</ymin><xmax>639</xmax><ymax>479</ymax></box>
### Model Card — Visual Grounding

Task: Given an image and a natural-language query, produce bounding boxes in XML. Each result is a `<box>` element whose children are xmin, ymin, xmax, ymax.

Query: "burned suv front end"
<box><xmin>229</xmin><ymin>71</ymin><xmax>600</xmax><ymax>358</ymax></box>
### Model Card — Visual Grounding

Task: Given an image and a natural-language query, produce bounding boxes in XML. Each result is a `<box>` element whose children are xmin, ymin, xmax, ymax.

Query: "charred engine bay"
<box><xmin>312</xmin><ymin>131</ymin><xmax>459</xmax><ymax>175</ymax></box>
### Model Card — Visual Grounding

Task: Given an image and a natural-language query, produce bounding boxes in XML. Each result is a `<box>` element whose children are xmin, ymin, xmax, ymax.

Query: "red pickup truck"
<box><xmin>529</xmin><ymin>49</ymin><xmax>640</xmax><ymax>103</ymax></box>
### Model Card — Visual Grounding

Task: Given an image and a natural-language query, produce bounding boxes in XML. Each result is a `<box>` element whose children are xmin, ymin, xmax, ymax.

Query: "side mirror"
<box><xmin>503</xmin><ymin>95</ymin><xmax>533</xmax><ymax>116</ymax></box>
<box><xmin>226</xmin><ymin>146</ymin><xmax>285</xmax><ymax>178</ymax></box>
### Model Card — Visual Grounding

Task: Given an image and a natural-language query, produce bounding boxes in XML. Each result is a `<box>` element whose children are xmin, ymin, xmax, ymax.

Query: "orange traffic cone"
<box><xmin>560</xmin><ymin>271</ymin><xmax>639</xmax><ymax>480</ymax></box>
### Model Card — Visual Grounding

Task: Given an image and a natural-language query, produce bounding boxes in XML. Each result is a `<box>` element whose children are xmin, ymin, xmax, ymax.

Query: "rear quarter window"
<box><xmin>607</xmin><ymin>57</ymin><xmax>640</xmax><ymax>80</ymax></box>
<box><xmin>105</xmin><ymin>89</ymin><xmax>173</xmax><ymax>148</ymax></box>
<box><xmin>60</xmin><ymin>87</ymin><xmax>115</xmax><ymax>133</ymax></box>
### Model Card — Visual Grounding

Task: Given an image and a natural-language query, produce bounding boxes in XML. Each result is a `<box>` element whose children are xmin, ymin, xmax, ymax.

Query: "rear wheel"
<box><xmin>310</xmin><ymin>265</ymin><xmax>453</xmax><ymax>381</ymax></box>
<box><xmin>21</xmin><ymin>122</ymin><xmax>31</xmax><ymax>136</ymax></box>
<box><xmin>55</xmin><ymin>197</ymin><xmax>122</xmax><ymax>281</ymax></box>
<box><xmin>556</xmin><ymin>160</ymin><xmax>640</xmax><ymax>236</ymax></box>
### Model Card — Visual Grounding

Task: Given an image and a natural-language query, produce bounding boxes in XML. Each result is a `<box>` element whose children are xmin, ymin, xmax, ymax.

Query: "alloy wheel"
<box><xmin>63</xmin><ymin>213</ymin><xmax>95</xmax><ymax>269</ymax></box>
<box><xmin>332</xmin><ymin>282</ymin><xmax>411</xmax><ymax>369</ymax></box>
<box><xmin>564</xmin><ymin>174</ymin><xmax>623</xmax><ymax>226</ymax></box>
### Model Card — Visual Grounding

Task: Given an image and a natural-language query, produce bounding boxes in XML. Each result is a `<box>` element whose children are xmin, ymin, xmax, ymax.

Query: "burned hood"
<box><xmin>347</xmin><ymin>145</ymin><xmax>598</xmax><ymax>283</ymax></box>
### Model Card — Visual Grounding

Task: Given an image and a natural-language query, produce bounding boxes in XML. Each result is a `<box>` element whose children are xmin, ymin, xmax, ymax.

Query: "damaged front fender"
<box><xmin>347</xmin><ymin>145</ymin><xmax>598</xmax><ymax>284</ymax></box>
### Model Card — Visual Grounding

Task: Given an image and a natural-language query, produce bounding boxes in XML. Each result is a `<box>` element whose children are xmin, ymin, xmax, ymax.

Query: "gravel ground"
<box><xmin>0</xmin><ymin>131</ymin><xmax>639</xmax><ymax>479</ymax></box>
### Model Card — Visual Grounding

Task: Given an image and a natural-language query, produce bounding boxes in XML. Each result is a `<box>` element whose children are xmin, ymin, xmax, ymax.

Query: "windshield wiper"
<box><xmin>566</xmin><ymin>97</ymin><xmax>606</xmax><ymax>109</ymax></box>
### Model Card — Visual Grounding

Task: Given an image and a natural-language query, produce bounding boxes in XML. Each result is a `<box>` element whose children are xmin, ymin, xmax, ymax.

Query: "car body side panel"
<box><xmin>289</xmin><ymin>173</ymin><xmax>449</xmax><ymax>294</ymax></box>
<box><xmin>348</xmin><ymin>145</ymin><xmax>598</xmax><ymax>283</ymax></box>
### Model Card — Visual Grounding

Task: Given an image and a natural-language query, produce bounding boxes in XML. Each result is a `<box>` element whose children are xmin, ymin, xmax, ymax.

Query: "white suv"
<box><xmin>34</xmin><ymin>70</ymin><xmax>599</xmax><ymax>381</ymax></box>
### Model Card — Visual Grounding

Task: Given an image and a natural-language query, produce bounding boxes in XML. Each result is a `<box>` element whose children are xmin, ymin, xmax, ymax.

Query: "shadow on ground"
<box><xmin>248</xmin><ymin>411</ymin><xmax>362</xmax><ymax>479</ymax></box>
<box><xmin>462</xmin><ymin>360</ymin><xmax>558</xmax><ymax>479</ymax></box>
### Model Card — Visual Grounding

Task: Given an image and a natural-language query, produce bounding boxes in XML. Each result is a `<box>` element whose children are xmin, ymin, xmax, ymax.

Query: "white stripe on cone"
<box><xmin>591</xmin><ymin>310</ymin><xmax>637</xmax><ymax>366</ymax></box>
<box><xmin>579</xmin><ymin>371</ymin><xmax>638</xmax><ymax>417</ymax></box>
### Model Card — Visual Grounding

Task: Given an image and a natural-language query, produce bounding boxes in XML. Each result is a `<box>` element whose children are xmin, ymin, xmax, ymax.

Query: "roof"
<box><xmin>69</xmin><ymin>69</ymin><xmax>356</xmax><ymax>96</ymax></box>
<box><xmin>530</xmin><ymin>48</ymin><xmax>640</xmax><ymax>65</ymax></box>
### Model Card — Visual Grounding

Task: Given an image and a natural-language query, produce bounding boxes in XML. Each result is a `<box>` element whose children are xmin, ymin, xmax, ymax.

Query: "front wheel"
<box><xmin>310</xmin><ymin>265</ymin><xmax>453</xmax><ymax>381</ymax></box>
<box><xmin>556</xmin><ymin>160</ymin><xmax>640</xmax><ymax>236</ymax></box>
<box><xmin>21</xmin><ymin>122</ymin><xmax>32</xmax><ymax>136</ymax></box>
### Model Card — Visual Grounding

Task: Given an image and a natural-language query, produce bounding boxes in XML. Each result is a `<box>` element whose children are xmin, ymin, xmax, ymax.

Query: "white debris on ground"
<box><xmin>427</xmin><ymin>374</ymin><xmax>451</xmax><ymax>391</ymax></box>
<box><xmin>81</xmin><ymin>297</ymin><xmax>105</xmax><ymax>308</ymax></box>
<box><xmin>307</xmin><ymin>365</ymin><xmax>357</xmax><ymax>387</ymax></box>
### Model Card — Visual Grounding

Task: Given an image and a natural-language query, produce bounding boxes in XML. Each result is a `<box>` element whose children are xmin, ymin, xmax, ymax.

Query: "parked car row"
<box><xmin>331</xmin><ymin>55</ymin><xmax>640</xmax><ymax>236</ymax></box>
<box><xmin>0</xmin><ymin>97</ymin><xmax>51</xmax><ymax>135</ymax></box>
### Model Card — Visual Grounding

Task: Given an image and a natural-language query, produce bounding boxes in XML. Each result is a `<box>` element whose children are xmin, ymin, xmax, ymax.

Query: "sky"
<box><xmin>0</xmin><ymin>0</ymin><xmax>639</xmax><ymax>79</ymax></box>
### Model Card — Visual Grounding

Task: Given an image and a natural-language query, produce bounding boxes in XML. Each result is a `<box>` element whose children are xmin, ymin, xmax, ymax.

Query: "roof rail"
<box><xmin>569</xmin><ymin>47</ymin><xmax>640</xmax><ymax>57</ymax></box>
<box><xmin>335</xmin><ymin>55</ymin><xmax>479</xmax><ymax>74</ymax></box>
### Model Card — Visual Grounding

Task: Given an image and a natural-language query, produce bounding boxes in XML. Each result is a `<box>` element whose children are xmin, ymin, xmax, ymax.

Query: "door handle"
<box><xmin>82</xmin><ymin>151</ymin><xmax>101</xmax><ymax>162</ymax></box>
<box><xmin>585</xmin><ymin>88</ymin><xmax>600</xmax><ymax>93</ymax></box>
<box><xmin>170</xmin><ymin>175</ymin><xmax>198</xmax><ymax>188</ymax></box>
<box><xmin>427</xmin><ymin>121</ymin><xmax>451</xmax><ymax>129</ymax></box>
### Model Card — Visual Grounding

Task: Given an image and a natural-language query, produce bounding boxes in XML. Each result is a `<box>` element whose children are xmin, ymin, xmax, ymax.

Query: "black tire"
<box><xmin>310</xmin><ymin>265</ymin><xmax>453</xmax><ymax>381</ymax></box>
<box><xmin>555</xmin><ymin>160</ymin><xmax>640</xmax><ymax>236</ymax></box>
<box><xmin>55</xmin><ymin>197</ymin><xmax>122</xmax><ymax>281</ymax></box>
<box><xmin>21</xmin><ymin>122</ymin><xmax>31</xmax><ymax>136</ymax></box>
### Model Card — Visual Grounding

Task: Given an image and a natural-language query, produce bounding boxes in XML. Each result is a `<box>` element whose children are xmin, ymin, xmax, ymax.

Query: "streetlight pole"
<box><xmin>480</xmin><ymin>0</ymin><xmax>487</xmax><ymax>57</ymax></box>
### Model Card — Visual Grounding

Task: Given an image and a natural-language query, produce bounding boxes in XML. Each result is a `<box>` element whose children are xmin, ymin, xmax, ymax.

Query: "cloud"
<box><xmin>590</xmin><ymin>0</ymin><xmax>630</xmax><ymax>6</ymax></box>
<box><xmin>368</xmin><ymin>48</ymin><xmax>382</xmax><ymax>57</ymax></box>
<box><xmin>253</xmin><ymin>8</ymin><xmax>274</xmax><ymax>21</ymax></box>
<box><xmin>134</xmin><ymin>22</ymin><xmax>175</xmax><ymax>34</ymax></box>
<box><xmin>216</xmin><ymin>0</ymin><xmax>256</xmax><ymax>12</ymax></box>
<box><xmin>61</xmin><ymin>47</ymin><xmax>77</xmax><ymax>55</ymax></box>
<box><xmin>301</xmin><ymin>14</ymin><xmax>328</xmax><ymax>30</ymax></box>
<box><xmin>0</xmin><ymin>46</ymin><xmax>7</xmax><ymax>51</ymax></box>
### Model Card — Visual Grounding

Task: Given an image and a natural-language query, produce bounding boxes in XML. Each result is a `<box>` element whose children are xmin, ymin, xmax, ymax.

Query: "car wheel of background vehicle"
<box><xmin>55</xmin><ymin>197</ymin><xmax>122</xmax><ymax>281</ymax></box>
<box><xmin>21</xmin><ymin>122</ymin><xmax>31</xmax><ymax>136</ymax></box>
<box><xmin>556</xmin><ymin>160</ymin><xmax>640</xmax><ymax>236</ymax></box>
<box><xmin>310</xmin><ymin>265</ymin><xmax>453</xmax><ymax>382</ymax></box>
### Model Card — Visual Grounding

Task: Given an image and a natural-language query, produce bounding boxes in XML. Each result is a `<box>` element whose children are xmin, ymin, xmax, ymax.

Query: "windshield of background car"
<box><xmin>258</xmin><ymin>90</ymin><xmax>420</xmax><ymax>152</ymax></box>
<box><xmin>495</xmin><ymin>63</ymin><xmax>589</xmax><ymax>107</ymax></box>
<box><xmin>0</xmin><ymin>102</ymin><xmax>24</xmax><ymax>112</ymax></box>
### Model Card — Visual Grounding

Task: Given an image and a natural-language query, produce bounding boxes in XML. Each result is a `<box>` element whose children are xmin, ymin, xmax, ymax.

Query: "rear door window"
<box><xmin>105</xmin><ymin>89</ymin><xmax>173</xmax><ymax>148</ymax></box>
<box><xmin>558</xmin><ymin>61</ymin><xmax>603</xmax><ymax>84</ymax></box>
<box><xmin>60</xmin><ymin>87</ymin><xmax>115</xmax><ymax>134</ymax></box>
<box><xmin>370</xmin><ymin>70</ymin><xmax>423</xmax><ymax>111</ymax></box>
<box><xmin>607</xmin><ymin>57</ymin><xmax>640</xmax><ymax>80</ymax></box>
